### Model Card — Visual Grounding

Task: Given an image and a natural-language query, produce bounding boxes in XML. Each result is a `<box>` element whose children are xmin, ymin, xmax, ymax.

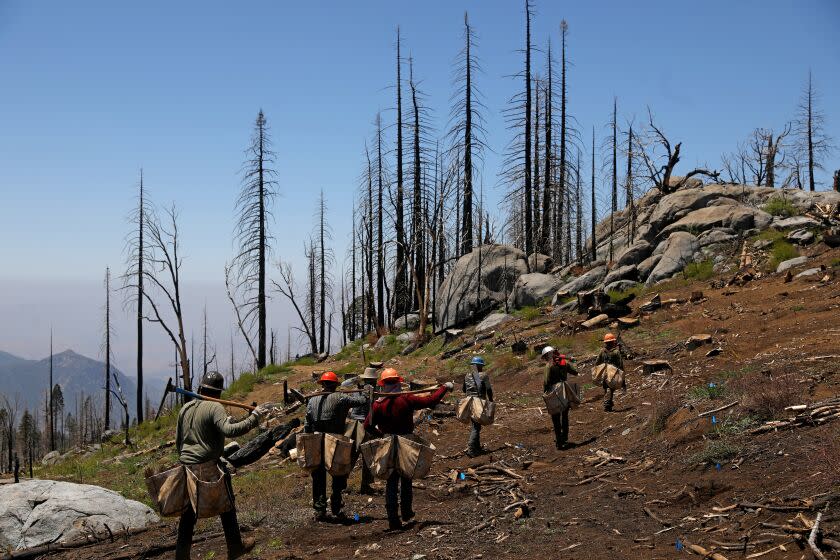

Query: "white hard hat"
<box><xmin>541</xmin><ymin>346</ymin><xmax>555</xmax><ymax>358</ymax></box>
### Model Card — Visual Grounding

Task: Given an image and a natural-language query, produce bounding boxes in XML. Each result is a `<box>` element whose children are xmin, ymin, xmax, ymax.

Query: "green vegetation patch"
<box><xmin>224</xmin><ymin>364</ymin><xmax>292</xmax><ymax>398</ymax></box>
<box><xmin>690</xmin><ymin>440</ymin><xmax>741</xmax><ymax>465</ymax></box>
<box><xmin>687</xmin><ymin>382</ymin><xmax>726</xmax><ymax>401</ymax></box>
<box><xmin>513</xmin><ymin>306</ymin><xmax>542</xmax><ymax>321</ymax></box>
<box><xmin>768</xmin><ymin>240</ymin><xmax>799</xmax><ymax>271</ymax></box>
<box><xmin>764</xmin><ymin>196</ymin><xmax>800</xmax><ymax>218</ymax></box>
<box><xmin>607</xmin><ymin>284</ymin><xmax>644</xmax><ymax>304</ymax></box>
<box><xmin>683</xmin><ymin>260</ymin><xmax>714</xmax><ymax>281</ymax></box>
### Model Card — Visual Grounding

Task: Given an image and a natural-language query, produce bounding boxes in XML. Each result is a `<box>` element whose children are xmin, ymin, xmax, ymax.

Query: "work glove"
<box><xmin>252</xmin><ymin>404</ymin><xmax>270</xmax><ymax>418</ymax></box>
<box><xmin>444</xmin><ymin>382</ymin><xmax>455</xmax><ymax>392</ymax></box>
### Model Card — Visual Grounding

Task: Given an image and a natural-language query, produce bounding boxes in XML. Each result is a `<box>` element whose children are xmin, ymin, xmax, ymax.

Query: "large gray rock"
<box><xmin>637</xmin><ymin>254</ymin><xmax>663</xmax><ymax>280</ymax></box>
<box><xmin>602</xmin><ymin>265</ymin><xmax>638</xmax><ymax>287</ymax></box>
<box><xmin>0</xmin><ymin>480</ymin><xmax>158</xmax><ymax>551</ymax></box>
<box><xmin>476</xmin><ymin>313</ymin><xmax>514</xmax><ymax>333</ymax></box>
<box><xmin>660</xmin><ymin>203</ymin><xmax>773</xmax><ymax>237</ymax></box>
<box><xmin>795</xmin><ymin>268</ymin><xmax>821</xmax><ymax>279</ymax></box>
<box><xmin>646</xmin><ymin>189</ymin><xmax>724</xmax><ymax>234</ymax></box>
<box><xmin>615</xmin><ymin>239</ymin><xmax>653</xmax><ymax>268</ymax></box>
<box><xmin>787</xmin><ymin>229</ymin><xmax>815</xmax><ymax>245</ymax></box>
<box><xmin>436</xmin><ymin>244</ymin><xmax>550</xmax><ymax>330</ymax></box>
<box><xmin>697</xmin><ymin>229</ymin><xmax>738</xmax><ymax>247</ymax></box>
<box><xmin>776</xmin><ymin>256</ymin><xmax>808</xmax><ymax>273</ymax></box>
<box><xmin>604</xmin><ymin>279</ymin><xmax>640</xmax><ymax>294</ymax></box>
<box><xmin>646</xmin><ymin>232</ymin><xmax>699</xmax><ymax>285</ymax></box>
<box><xmin>393</xmin><ymin>314</ymin><xmax>420</xmax><ymax>331</ymax></box>
<box><xmin>773</xmin><ymin>216</ymin><xmax>820</xmax><ymax>229</ymax></box>
<box><xmin>508</xmin><ymin>273</ymin><xmax>564</xmax><ymax>308</ymax></box>
<box><xmin>559</xmin><ymin>265</ymin><xmax>608</xmax><ymax>295</ymax></box>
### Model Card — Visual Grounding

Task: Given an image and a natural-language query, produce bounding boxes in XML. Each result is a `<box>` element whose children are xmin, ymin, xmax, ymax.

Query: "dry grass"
<box><xmin>727</xmin><ymin>371</ymin><xmax>801</xmax><ymax>421</ymax></box>
<box><xmin>650</xmin><ymin>391</ymin><xmax>682</xmax><ymax>434</ymax></box>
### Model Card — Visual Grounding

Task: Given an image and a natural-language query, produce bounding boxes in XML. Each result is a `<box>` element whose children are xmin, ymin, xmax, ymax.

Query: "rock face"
<box><xmin>435</xmin><ymin>244</ymin><xmax>550</xmax><ymax>330</ymax></box>
<box><xmin>393</xmin><ymin>314</ymin><xmax>420</xmax><ymax>331</ymax></box>
<box><xmin>604</xmin><ymin>279</ymin><xmax>640</xmax><ymax>293</ymax></box>
<box><xmin>776</xmin><ymin>256</ymin><xmax>808</xmax><ymax>273</ymax></box>
<box><xmin>615</xmin><ymin>240</ymin><xmax>652</xmax><ymax>268</ymax></box>
<box><xmin>646</xmin><ymin>232</ymin><xmax>699</xmax><ymax>285</ymax></box>
<box><xmin>476</xmin><ymin>313</ymin><xmax>514</xmax><ymax>333</ymax></box>
<box><xmin>0</xmin><ymin>480</ymin><xmax>158</xmax><ymax>551</ymax></box>
<box><xmin>508</xmin><ymin>273</ymin><xmax>564</xmax><ymax>308</ymax></box>
<box><xmin>773</xmin><ymin>216</ymin><xmax>820</xmax><ymax>229</ymax></box>
<box><xmin>659</xmin><ymin>203</ymin><xmax>772</xmax><ymax>237</ymax></box>
<box><xmin>787</xmin><ymin>229</ymin><xmax>815</xmax><ymax>245</ymax></box>
<box><xmin>559</xmin><ymin>265</ymin><xmax>607</xmax><ymax>295</ymax></box>
<box><xmin>602</xmin><ymin>265</ymin><xmax>638</xmax><ymax>286</ymax></box>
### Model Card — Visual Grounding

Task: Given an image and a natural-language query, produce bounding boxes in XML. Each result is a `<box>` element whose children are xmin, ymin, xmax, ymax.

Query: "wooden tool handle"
<box><xmin>200</xmin><ymin>394</ymin><xmax>256</xmax><ymax>412</ymax></box>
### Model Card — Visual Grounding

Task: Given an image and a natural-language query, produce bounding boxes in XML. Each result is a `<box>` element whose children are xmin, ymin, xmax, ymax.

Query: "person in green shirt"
<box><xmin>175</xmin><ymin>371</ymin><xmax>268</xmax><ymax>560</ymax></box>
<box><xmin>541</xmin><ymin>346</ymin><xmax>578</xmax><ymax>450</ymax></box>
<box><xmin>595</xmin><ymin>333</ymin><xmax>626</xmax><ymax>412</ymax></box>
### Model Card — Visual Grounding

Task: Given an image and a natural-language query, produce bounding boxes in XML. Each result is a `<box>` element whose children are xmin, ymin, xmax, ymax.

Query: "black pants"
<box><xmin>385</xmin><ymin>472</ymin><xmax>413</xmax><ymax>521</ymax></box>
<box><xmin>351</xmin><ymin>446</ymin><xmax>374</xmax><ymax>492</ymax></box>
<box><xmin>175</xmin><ymin>470</ymin><xmax>242</xmax><ymax>560</ymax></box>
<box><xmin>551</xmin><ymin>407</ymin><xmax>569</xmax><ymax>447</ymax></box>
<box><xmin>468</xmin><ymin>421</ymin><xmax>482</xmax><ymax>454</ymax></box>
<box><xmin>312</xmin><ymin>465</ymin><xmax>347</xmax><ymax>514</ymax></box>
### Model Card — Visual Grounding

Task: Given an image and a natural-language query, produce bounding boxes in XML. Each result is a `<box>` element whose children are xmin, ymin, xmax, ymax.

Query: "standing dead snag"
<box><xmin>231</xmin><ymin>110</ymin><xmax>277</xmax><ymax>371</ymax></box>
<box><xmin>795</xmin><ymin>71</ymin><xmax>833</xmax><ymax>192</ymax></box>
<box><xmin>104</xmin><ymin>268</ymin><xmax>112</xmax><ymax>430</ymax></box>
<box><xmin>394</xmin><ymin>27</ymin><xmax>409</xmax><ymax>320</ymax></box>
<box><xmin>274</xmin><ymin>261</ymin><xmax>318</xmax><ymax>356</ymax></box>
<box><xmin>638</xmin><ymin>109</ymin><xmax>720</xmax><ymax>193</ymax></box>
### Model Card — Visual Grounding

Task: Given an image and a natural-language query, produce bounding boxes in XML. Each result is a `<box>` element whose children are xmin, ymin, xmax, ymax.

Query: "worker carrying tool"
<box><xmin>541</xmin><ymin>346</ymin><xmax>578</xmax><ymax>450</ymax></box>
<box><xmin>174</xmin><ymin>371</ymin><xmax>269</xmax><ymax>560</ymax></box>
<box><xmin>462</xmin><ymin>356</ymin><xmax>494</xmax><ymax>457</ymax></box>
<box><xmin>364</xmin><ymin>368</ymin><xmax>453</xmax><ymax>531</ymax></box>
<box><xmin>305</xmin><ymin>371</ymin><xmax>369</xmax><ymax>521</ymax></box>
<box><xmin>346</xmin><ymin>365</ymin><xmax>381</xmax><ymax>495</ymax></box>
<box><xmin>595</xmin><ymin>333</ymin><xmax>626</xmax><ymax>412</ymax></box>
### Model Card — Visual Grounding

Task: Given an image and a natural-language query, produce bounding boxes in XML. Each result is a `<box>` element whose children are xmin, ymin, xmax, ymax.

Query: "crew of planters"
<box><xmin>167</xmin><ymin>332</ymin><xmax>627</xmax><ymax>555</ymax></box>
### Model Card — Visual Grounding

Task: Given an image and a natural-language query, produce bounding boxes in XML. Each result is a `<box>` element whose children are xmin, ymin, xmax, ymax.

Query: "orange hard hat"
<box><xmin>377</xmin><ymin>367</ymin><xmax>404</xmax><ymax>386</ymax></box>
<box><xmin>604</xmin><ymin>333</ymin><xmax>617</xmax><ymax>343</ymax></box>
<box><xmin>318</xmin><ymin>371</ymin><xmax>340</xmax><ymax>384</ymax></box>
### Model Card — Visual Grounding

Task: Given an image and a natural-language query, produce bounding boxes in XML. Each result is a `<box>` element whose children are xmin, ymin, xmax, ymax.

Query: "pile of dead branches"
<box><xmin>751</xmin><ymin>398</ymin><xmax>840</xmax><ymax>434</ymax></box>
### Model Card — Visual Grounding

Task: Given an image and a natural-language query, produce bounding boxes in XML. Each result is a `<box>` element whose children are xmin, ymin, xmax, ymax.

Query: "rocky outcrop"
<box><xmin>559</xmin><ymin>265</ymin><xmax>607</xmax><ymax>295</ymax></box>
<box><xmin>776</xmin><ymin>256</ymin><xmax>808</xmax><ymax>273</ymax></box>
<box><xmin>615</xmin><ymin>240</ymin><xmax>652</xmax><ymax>268</ymax></box>
<box><xmin>476</xmin><ymin>313</ymin><xmax>514</xmax><ymax>333</ymax></box>
<box><xmin>602</xmin><ymin>265</ymin><xmax>638</xmax><ymax>286</ymax></box>
<box><xmin>659</xmin><ymin>203</ymin><xmax>772</xmax><ymax>237</ymax></box>
<box><xmin>435</xmin><ymin>244</ymin><xmax>550</xmax><ymax>330</ymax></box>
<box><xmin>508</xmin><ymin>273</ymin><xmax>564</xmax><ymax>308</ymax></box>
<box><xmin>393</xmin><ymin>314</ymin><xmax>420</xmax><ymax>331</ymax></box>
<box><xmin>0</xmin><ymin>480</ymin><xmax>158</xmax><ymax>551</ymax></box>
<box><xmin>646</xmin><ymin>232</ymin><xmax>699</xmax><ymax>285</ymax></box>
<box><xmin>604</xmin><ymin>279</ymin><xmax>640</xmax><ymax>293</ymax></box>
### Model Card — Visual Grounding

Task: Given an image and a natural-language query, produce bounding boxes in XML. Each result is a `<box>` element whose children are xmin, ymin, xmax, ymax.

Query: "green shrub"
<box><xmin>768</xmin><ymin>240</ymin><xmax>799</xmax><ymax>270</ymax></box>
<box><xmin>223</xmin><ymin>364</ymin><xmax>291</xmax><ymax>397</ymax></box>
<box><xmin>687</xmin><ymin>382</ymin><xmax>726</xmax><ymax>401</ymax></box>
<box><xmin>683</xmin><ymin>260</ymin><xmax>714</xmax><ymax>281</ymax></box>
<box><xmin>607</xmin><ymin>284</ymin><xmax>644</xmax><ymax>303</ymax></box>
<box><xmin>764</xmin><ymin>196</ymin><xmax>799</xmax><ymax>218</ymax></box>
<box><xmin>514</xmin><ymin>306</ymin><xmax>542</xmax><ymax>321</ymax></box>
<box><xmin>690</xmin><ymin>440</ymin><xmax>741</xmax><ymax>465</ymax></box>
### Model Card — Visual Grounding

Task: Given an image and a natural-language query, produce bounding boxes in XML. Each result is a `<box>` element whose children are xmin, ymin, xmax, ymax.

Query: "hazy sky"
<box><xmin>1</xmin><ymin>1</ymin><xmax>838</xmax><ymax>384</ymax></box>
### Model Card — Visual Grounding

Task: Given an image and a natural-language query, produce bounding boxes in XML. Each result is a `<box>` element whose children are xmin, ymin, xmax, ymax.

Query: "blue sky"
<box><xmin>0</xmin><ymin>1</ymin><xmax>838</xmax><ymax>381</ymax></box>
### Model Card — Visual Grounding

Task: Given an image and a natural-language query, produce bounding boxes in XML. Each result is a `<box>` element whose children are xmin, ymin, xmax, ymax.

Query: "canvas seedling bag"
<box><xmin>145</xmin><ymin>464</ymin><xmax>188</xmax><ymax>517</ymax></box>
<box><xmin>295</xmin><ymin>432</ymin><xmax>324</xmax><ymax>472</ymax></box>
<box><xmin>361</xmin><ymin>435</ymin><xmax>397</xmax><ymax>480</ymax></box>
<box><xmin>395</xmin><ymin>434</ymin><xmax>436</xmax><ymax>480</ymax></box>
<box><xmin>324</xmin><ymin>433</ymin><xmax>355</xmax><ymax>477</ymax></box>
<box><xmin>185</xmin><ymin>461</ymin><xmax>234</xmax><ymax>519</ymax></box>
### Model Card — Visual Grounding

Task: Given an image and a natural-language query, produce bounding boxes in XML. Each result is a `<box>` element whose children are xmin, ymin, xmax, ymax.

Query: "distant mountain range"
<box><xmin>0</xmin><ymin>349</ymin><xmax>158</xmax><ymax>422</ymax></box>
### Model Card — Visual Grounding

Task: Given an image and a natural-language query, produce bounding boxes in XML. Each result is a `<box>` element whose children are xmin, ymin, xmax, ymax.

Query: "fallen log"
<box><xmin>809</xmin><ymin>511</ymin><xmax>827</xmax><ymax>560</ymax></box>
<box><xmin>698</xmin><ymin>401</ymin><xmax>740</xmax><ymax>418</ymax></box>
<box><xmin>686</xmin><ymin>542</ymin><xmax>729</xmax><ymax>560</ymax></box>
<box><xmin>228</xmin><ymin>418</ymin><xmax>301</xmax><ymax>467</ymax></box>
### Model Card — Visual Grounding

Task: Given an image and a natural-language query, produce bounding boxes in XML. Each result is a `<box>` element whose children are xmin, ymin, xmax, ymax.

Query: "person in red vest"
<box><xmin>364</xmin><ymin>368</ymin><xmax>453</xmax><ymax>530</ymax></box>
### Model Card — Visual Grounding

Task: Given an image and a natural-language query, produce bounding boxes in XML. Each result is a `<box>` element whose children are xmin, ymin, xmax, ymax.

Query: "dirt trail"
<box><xmin>47</xmin><ymin>247</ymin><xmax>840</xmax><ymax>560</ymax></box>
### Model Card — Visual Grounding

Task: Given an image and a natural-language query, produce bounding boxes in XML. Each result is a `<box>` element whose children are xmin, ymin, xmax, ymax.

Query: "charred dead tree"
<box><xmin>556</xmin><ymin>20</ymin><xmax>569</xmax><ymax>263</ymax></box>
<box><xmin>274</xmin><ymin>256</ymin><xmax>318</xmax><ymax>356</ymax></box>
<box><xmin>539</xmin><ymin>38</ymin><xmax>554</xmax><ymax>256</ymax></box>
<box><xmin>639</xmin><ymin>109</ymin><xmax>721</xmax><ymax>194</ymax></box>
<box><xmin>137</xmin><ymin>205</ymin><xmax>192</xmax><ymax>394</ymax></box>
<box><xmin>316</xmin><ymin>191</ymin><xmax>333</xmax><ymax>353</ymax></box>
<box><xmin>104</xmin><ymin>267</ymin><xmax>111</xmax><ymax>430</ymax></box>
<box><xmin>590</xmin><ymin>127</ymin><xmax>597</xmax><ymax>262</ymax></box>
<box><xmin>48</xmin><ymin>330</ymin><xmax>54</xmax><ymax>450</ymax></box>
<box><xmin>532</xmin><ymin>76</ymin><xmax>541</xmax><ymax>254</ymax></box>
<box><xmin>231</xmin><ymin>110</ymin><xmax>276</xmax><ymax>371</ymax></box>
<box><xmin>764</xmin><ymin>124</ymin><xmax>791</xmax><ymax>189</ymax></box>
<box><xmin>375</xmin><ymin>114</ymin><xmax>386</xmax><ymax>331</ymax></box>
<box><xmin>625</xmin><ymin>124</ymin><xmax>636</xmax><ymax>244</ymax></box>
<box><xmin>448</xmin><ymin>13</ymin><xmax>485</xmax><ymax>257</ymax></box>
<box><xmin>393</xmin><ymin>28</ymin><xmax>409</xmax><ymax>320</ymax></box>
<box><xmin>795</xmin><ymin>71</ymin><xmax>832</xmax><ymax>192</ymax></box>
<box><xmin>409</xmin><ymin>58</ymin><xmax>427</xmax><ymax>312</ymax></box>
<box><xmin>523</xmin><ymin>0</ymin><xmax>534</xmax><ymax>259</ymax></box>
<box><xmin>610</xmin><ymin>98</ymin><xmax>618</xmax><ymax>262</ymax></box>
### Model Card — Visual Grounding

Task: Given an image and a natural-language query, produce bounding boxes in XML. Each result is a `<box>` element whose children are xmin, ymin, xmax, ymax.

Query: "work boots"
<box><xmin>228</xmin><ymin>536</ymin><xmax>255</xmax><ymax>559</ymax></box>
